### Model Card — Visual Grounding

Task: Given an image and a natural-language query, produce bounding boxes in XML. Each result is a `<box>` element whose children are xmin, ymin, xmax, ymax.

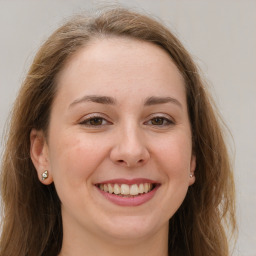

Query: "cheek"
<box><xmin>152</xmin><ymin>135</ymin><xmax>192</xmax><ymax>218</ymax></box>
<box><xmin>153</xmin><ymin>132</ymin><xmax>193</xmax><ymax>177</ymax></box>
<box><xmin>48</xmin><ymin>133</ymin><xmax>108</xmax><ymax>186</ymax></box>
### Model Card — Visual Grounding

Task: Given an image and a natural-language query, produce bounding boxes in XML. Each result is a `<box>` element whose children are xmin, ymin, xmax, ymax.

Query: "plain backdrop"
<box><xmin>0</xmin><ymin>1</ymin><xmax>255</xmax><ymax>255</ymax></box>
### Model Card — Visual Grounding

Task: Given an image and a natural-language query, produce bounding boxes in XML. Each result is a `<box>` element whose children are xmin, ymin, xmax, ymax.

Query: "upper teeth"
<box><xmin>98</xmin><ymin>183</ymin><xmax>153</xmax><ymax>196</ymax></box>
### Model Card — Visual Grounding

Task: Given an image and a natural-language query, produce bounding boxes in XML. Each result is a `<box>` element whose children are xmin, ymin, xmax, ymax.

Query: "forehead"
<box><xmin>55</xmin><ymin>37</ymin><xmax>186</xmax><ymax>105</ymax></box>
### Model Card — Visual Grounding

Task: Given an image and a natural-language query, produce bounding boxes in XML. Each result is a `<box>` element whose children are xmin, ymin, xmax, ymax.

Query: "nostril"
<box><xmin>138</xmin><ymin>159</ymin><xmax>144</xmax><ymax>163</ymax></box>
<box><xmin>115</xmin><ymin>158</ymin><xmax>147</xmax><ymax>167</ymax></box>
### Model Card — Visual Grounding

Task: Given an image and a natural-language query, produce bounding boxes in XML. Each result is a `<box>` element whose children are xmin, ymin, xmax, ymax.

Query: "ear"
<box><xmin>30</xmin><ymin>129</ymin><xmax>53</xmax><ymax>185</ymax></box>
<box><xmin>189</xmin><ymin>154</ymin><xmax>196</xmax><ymax>186</ymax></box>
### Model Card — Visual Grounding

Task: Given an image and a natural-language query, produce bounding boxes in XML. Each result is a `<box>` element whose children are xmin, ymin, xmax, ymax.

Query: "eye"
<box><xmin>79</xmin><ymin>115</ymin><xmax>110</xmax><ymax>127</ymax></box>
<box><xmin>145</xmin><ymin>116</ymin><xmax>174</xmax><ymax>126</ymax></box>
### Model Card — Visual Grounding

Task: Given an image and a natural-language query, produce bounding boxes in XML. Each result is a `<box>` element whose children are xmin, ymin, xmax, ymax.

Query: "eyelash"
<box><xmin>144</xmin><ymin>116</ymin><xmax>174</xmax><ymax>126</ymax></box>
<box><xmin>79</xmin><ymin>114</ymin><xmax>111</xmax><ymax>127</ymax></box>
<box><xmin>79</xmin><ymin>115</ymin><xmax>174</xmax><ymax>128</ymax></box>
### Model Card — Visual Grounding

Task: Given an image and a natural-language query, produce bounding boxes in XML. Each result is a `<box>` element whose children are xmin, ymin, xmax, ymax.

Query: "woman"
<box><xmin>0</xmin><ymin>7</ymin><xmax>236</xmax><ymax>256</ymax></box>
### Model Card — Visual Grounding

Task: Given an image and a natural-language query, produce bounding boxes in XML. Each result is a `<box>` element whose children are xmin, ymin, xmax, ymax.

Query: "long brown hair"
<box><xmin>0</xmin><ymin>7</ymin><xmax>236</xmax><ymax>256</ymax></box>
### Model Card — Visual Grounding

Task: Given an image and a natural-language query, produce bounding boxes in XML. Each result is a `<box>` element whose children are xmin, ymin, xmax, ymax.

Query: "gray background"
<box><xmin>0</xmin><ymin>0</ymin><xmax>255</xmax><ymax>255</ymax></box>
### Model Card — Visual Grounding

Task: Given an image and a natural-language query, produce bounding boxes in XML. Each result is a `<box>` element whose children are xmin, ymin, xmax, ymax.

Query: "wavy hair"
<box><xmin>0</xmin><ymin>7</ymin><xmax>236</xmax><ymax>256</ymax></box>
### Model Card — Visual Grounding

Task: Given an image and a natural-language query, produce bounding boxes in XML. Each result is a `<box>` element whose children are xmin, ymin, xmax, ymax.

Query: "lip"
<box><xmin>95</xmin><ymin>178</ymin><xmax>160</xmax><ymax>206</ymax></box>
<box><xmin>95</xmin><ymin>178</ymin><xmax>159</xmax><ymax>185</ymax></box>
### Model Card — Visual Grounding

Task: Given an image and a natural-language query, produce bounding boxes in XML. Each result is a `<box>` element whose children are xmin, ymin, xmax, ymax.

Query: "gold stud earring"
<box><xmin>41</xmin><ymin>170</ymin><xmax>48</xmax><ymax>181</ymax></box>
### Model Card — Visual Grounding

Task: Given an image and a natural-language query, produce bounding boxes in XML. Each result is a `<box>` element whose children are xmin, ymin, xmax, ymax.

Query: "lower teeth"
<box><xmin>105</xmin><ymin>188</ymin><xmax>154</xmax><ymax>197</ymax></box>
<box><xmin>117</xmin><ymin>194</ymin><xmax>141</xmax><ymax>197</ymax></box>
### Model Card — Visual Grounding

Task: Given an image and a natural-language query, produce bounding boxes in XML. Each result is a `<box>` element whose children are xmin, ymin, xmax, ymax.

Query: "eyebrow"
<box><xmin>69</xmin><ymin>95</ymin><xmax>182</xmax><ymax>108</ymax></box>
<box><xmin>69</xmin><ymin>95</ymin><xmax>116</xmax><ymax>108</ymax></box>
<box><xmin>144</xmin><ymin>96</ymin><xmax>182</xmax><ymax>108</ymax></box>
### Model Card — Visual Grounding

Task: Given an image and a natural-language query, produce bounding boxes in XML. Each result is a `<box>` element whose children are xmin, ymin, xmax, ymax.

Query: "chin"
<box><xmin>96</xmin><ymin>214</ymin><xmax>165</xmax><ymax>242</ymax></box>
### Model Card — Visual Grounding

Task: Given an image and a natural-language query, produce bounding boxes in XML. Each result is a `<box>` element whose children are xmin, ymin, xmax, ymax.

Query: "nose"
<box><xmin>109</xmin><ymin>126</ymin><xmax>150</xmax><ymax>168</ymax></box>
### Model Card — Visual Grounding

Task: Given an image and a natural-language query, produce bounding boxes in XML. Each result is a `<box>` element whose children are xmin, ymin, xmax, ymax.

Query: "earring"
<box><xmin>189</xmin><ymin>173</ymin><xmax>194</xmax><ymax>178</ymax></box>
<box><xmin>41</xmin><ymin>170</ymin><xmax>48</xmax><ymax>181</ymax></box>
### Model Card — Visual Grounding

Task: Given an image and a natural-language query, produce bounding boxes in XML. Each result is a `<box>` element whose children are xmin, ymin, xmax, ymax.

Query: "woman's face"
<box><xmin>33</xmin><ymin>37</ymin><xmax>196</xmax><ymax>242</ymax></box>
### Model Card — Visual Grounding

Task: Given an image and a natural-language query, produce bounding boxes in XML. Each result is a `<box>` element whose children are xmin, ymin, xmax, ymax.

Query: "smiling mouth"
<box><xmin>96</xmin><ymin>183</ymin><xmax>157</xmax><ymax>197</ymax></box>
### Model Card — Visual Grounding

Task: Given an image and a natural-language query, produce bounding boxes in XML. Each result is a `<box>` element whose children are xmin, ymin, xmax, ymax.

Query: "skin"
<box><xmin>30</xmin><ymin>37</ymin><xmax>196</xmax><ymax>256</ymax></box>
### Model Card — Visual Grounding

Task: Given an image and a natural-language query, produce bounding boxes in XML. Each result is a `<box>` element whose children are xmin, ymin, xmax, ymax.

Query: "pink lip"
<box><xmin>95</xmin><ymin>179</ymin><xmax>160</xmax><ymax>207</ymax></box>
<box><xmin>95</xmin><ymin>178</ymin><xmax>158</xmax><ymax>185</ymax></box>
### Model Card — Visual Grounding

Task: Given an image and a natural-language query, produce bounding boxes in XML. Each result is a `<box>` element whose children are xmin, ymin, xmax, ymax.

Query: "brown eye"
<box><xmin>146</xmin><ymin>116</ymin><xmax>174</xmax><ymax>126</ymax></box>
<box><xmin>89</xmin><ymin>118</ymin><xmax>103</xmax><ymax>125</ymax></box>
<box><xmin>80</xmin><ymin>116</ymin><xmax>109</xmax><ymax>127</ymax></box>
<box><xmin>151</xmin><ymin>117</ymin><xmax>165</xmax><ymax>125</ymax></box>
